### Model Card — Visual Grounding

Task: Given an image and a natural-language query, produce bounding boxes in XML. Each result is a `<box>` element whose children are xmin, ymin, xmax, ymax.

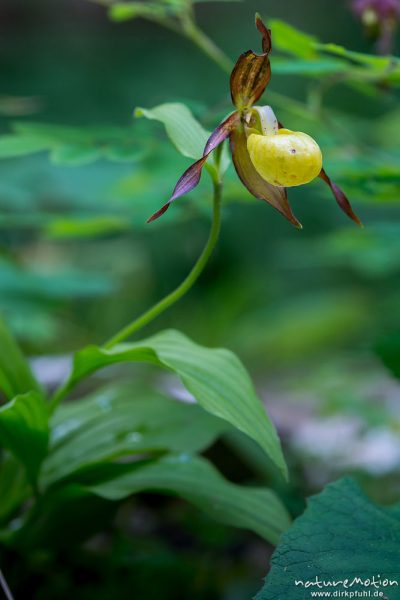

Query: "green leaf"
<box><xmin>50</xmin><ymin>144</ymin><xmax>102</xmax><ymax>166</ymax></box>
<box><xmin>0</xmin><ymin>315</ymin><xmax>42</xmax><ymax>399</ymax></box>
<box><xmin>0</xmin><ymin>122</ymin><xmax>143</xmax><ymax>165</ymax></box>
<box><xmin>135</xmin><ymin>103</ymin><xmax>209</xmax><ymax>159</ymax></box>
<box><xmin>42</xmin><ymin>384</ymin><xmax>227</xmax><ymax>486</ymax></box>
<box><xmin>268</xmin><ymin>19</ymin><xmax>318</xmax><ymax>59</ymax></box>
<box><xmin>0</xmin><ymin>453</ymin><xmax>31</xmax><ymax>523</ymax></box>
<box><xmin>89</xmin><ymin>454</ymin><xmax>291</xmax><ymax>545</ymax></box>
<box><xmin>64</xmin><ymin>329</ymin><xmax>287</xmax><ymax>478</ymax></box>
<box><xmin>108</xmin><ymin>0</ymin><xmax>190</xmax><ymax>22</ymax></box>
<box><xmin>273</xmin><ymin>58</ymin><xmax>347</xmax><ymax>76</ymax></box>
<box><xmin>0</xmin><ymin>259</ymin><xmax>115</xmax><ymax>301</ymax></box>
<box><xmin>109</xmin><ymin>2</ymin><xmax>169</xmax><ymax>22</ymax></box>
<box><xmin>12</xmin><ymin>121</ymin><xmax>88</xmax><ymax>144</ymax></box>
<box><xmin>45</xmin><ymin>215</ymin><xmax>130</xmax><ymax>239</ymax></box>
<box><xmin>317</xmin><ymin>42</ymin><xmax>399</xmax><ymax>70</ymax></box>
<box><xmin>269</xmin><ymin>18</ymin><xmax>400</xmax><ymax>84</ymax></box>
<box><xmin>0</xmin><ymin>391</ymin><xmax>49</xmax><ymax>485</ymax></box>
<box><xmin>0</xmin><ymin>134</ymin><xmax>49</xmax><ymax>158</ymax></box>
<box><xmin>317</xmin><ymin>44</ymin><xmax>400</xmax><ymax>84</ymax></box>
<box><xmin>256</xmin><ymin>478</ymin><xmax>400</xmax><ymax>599</ymax></box>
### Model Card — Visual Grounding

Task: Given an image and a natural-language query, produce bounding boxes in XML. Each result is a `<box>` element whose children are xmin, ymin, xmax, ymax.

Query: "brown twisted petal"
<box><xmin>147</xmin><ymin>112</ymin><xmax>240</xmax><ymax>222</ymax></box>
<box><xmin>229</xmin><ymin>122</ymin><xmax>302</xmax><ymax>228</ymax></box>
<box><xmin>319</xmin><ymin>168</ymin><xmax>362</xmax><ymax>226</ymax></box>
<box><xmin>277</xmin><ymin>122</ymin><xmax>362</xmax><ymax>226</ymax></box>
<box><xmin>230</xmin><ymin>15</ymin><xmax>272</xmax><ymax>111</ymax></box>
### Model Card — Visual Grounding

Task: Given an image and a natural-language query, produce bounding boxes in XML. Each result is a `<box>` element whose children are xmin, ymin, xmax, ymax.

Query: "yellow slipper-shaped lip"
<box><xmin>247</xmin><ymin>128</ymin><xmax>323</xmax><ymax>187</ymax></box>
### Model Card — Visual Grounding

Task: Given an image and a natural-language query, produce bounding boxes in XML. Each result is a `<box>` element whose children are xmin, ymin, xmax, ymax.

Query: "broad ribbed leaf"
<box><xmin>135</xmin><ymin>103</ymin><xmax>209</xmax><ymax>160</ymax></box>
<box><xmin>230</xmin><ymin>124</ymin><xmax>301</xmax><ymax>228</ymax></box>
<box><xmin>42</xmin><ymin>385</ymin><xmax>227</xmax><ymax>486</ymax></box>
<box><xmin>89</xmin><ymin>454</ymin><xmax>291</xmax><ymax>545</ymax></box>
<box><xmin>0</xmin><ymin>315</ymin><xmax>42</xmax><ymax>399</ymax></box>
<box><xmin>230</xmin><ymin>15</ymin><xmax>272</xmax><ymax>110</ymax></box>
<box><xmin>63</xmin><ymin>329</ymin><xmax>287</xmax><ymax>478</ymax></box>
<box><xmin>0</xmin><ymin>391</ymin><xmax>49</xmax><ymax>485</ymax></box>
<box><xmin>256</xmin><ymin>478</ymin><xmax>400</xmax><ymax>599</ymax></box>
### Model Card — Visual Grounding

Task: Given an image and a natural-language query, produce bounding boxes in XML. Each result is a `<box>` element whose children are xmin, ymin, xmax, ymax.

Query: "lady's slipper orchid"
<box><xmin>148</xmin><ymin>15</ymin><xmax>361</xmax><ymax>228</ymax></box>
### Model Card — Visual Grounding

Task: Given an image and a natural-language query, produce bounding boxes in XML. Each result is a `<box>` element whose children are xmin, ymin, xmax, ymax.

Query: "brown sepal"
<box><xmin>230</xmin><ymin>15</ymin><xmax>272</xmax><ymax>111</ymax></box>
<box><xmin>229</xmin><ymin>121</ymin><xmax>302</xmax><ymax>228</ymax></box>
<box><xmin>319</xmin><ymin>168</ymin><xmax>362</xmax><ymax>227</ymax></box>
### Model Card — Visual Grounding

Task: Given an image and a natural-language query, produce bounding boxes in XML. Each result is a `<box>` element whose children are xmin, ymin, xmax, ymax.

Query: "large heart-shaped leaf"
<box><xmin>256</xmin><ymin>477</ymin><xmax>400</xmax><ymax>599</ymax></box>
<box><xmin>89</xmin><ymin>453</ymin><xmax>291</xmax><ymax>545</ymax></box>
<box><xmin>42</xmin><ymin>384</ymin><xmax>227</xmax><ymax>486</ymax></box>
<box><xmin>61</xmin><ymin>329</ymin><xmax>287</xmax><ymax>479</ymax></box>
<box><xmin>0</xmin><ymin>391</ymin><xmax>49</xmax><ymax>485</ymax></box>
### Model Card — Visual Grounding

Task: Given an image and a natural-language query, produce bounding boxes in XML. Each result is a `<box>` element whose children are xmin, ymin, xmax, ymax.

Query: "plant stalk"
<box><xmin>181</xmin><ymin>18</ymin><xmax>232</xmax><ymax>75</ymax></box>
<box><xmin>49</xmin><ymin>179</ymin><xmax>223</xmax><ymax>410</ymax></box>
<box><xmin>104</xmin><ymin>179</ymin><xmax>223</xmax><ymax>348</ymax></box>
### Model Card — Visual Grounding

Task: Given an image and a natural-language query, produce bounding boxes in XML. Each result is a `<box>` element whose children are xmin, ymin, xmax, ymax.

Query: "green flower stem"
<box><xmin>49</xmin><ymin>6</ymin><xmax>305</xmax><ymax>410</ymax></box>
<box><xmin>49</xmin><ymin>179</ymin><xmax>223</xmax><ymax>412</ymax></box>
<box><xmin>104</xmin><ymin>179</ymin><xmax>223</xmax><ymax>348</ymax></box>
<box><xmin>181</xmin><ymin>18</ymin><xmax>233</xmax><ymax>75</ymax></box>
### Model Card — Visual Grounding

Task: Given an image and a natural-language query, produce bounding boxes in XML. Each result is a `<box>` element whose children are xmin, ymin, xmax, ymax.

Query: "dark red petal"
<box><xmin>279</xmin><ymin>121</ymin><xmax>362</xmax><ymax>227</ymax></box>
<box><xmin>229</xmin><ymin>122</ymin><xmax>302</xmax><ymax>228</ymax></box>
<box><xmin>255</xmin><ymin>13</ymin><xmax>272</xmax><ymax>53</ymax></box>
<box><xmin>319</xmin><ymin>168</ymin><xmax>362</xmax><ymax>226</ymax></box>
<box><xmin>230</xmin><ymin>15</ymin><xmax>272</xmax><ymax>111</ymax></box>
<box><xmin>204</xmin><ymin>111</ymin><xmax>240</xmax><ymax>154</ymax></box>
<box><xmin>147</xmin><ymin>112</ymin><xmax>239</xmax><ymax>222</ymax></box>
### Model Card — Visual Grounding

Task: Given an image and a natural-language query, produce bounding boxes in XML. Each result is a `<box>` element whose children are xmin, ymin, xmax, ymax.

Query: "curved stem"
<box><xmin>49</xmin><ymin>180</ymin><xmax>222</xmax><ymax>411</ymax></box>
<box><xmin>181</xmin><ymin>18</ymin><xmax>232</xmax><ymax>75</ymax></box>
<box><xmin>104</xmin><ymin>179</ymin><xmax>223</xmax><ymax>348</ymax></box>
